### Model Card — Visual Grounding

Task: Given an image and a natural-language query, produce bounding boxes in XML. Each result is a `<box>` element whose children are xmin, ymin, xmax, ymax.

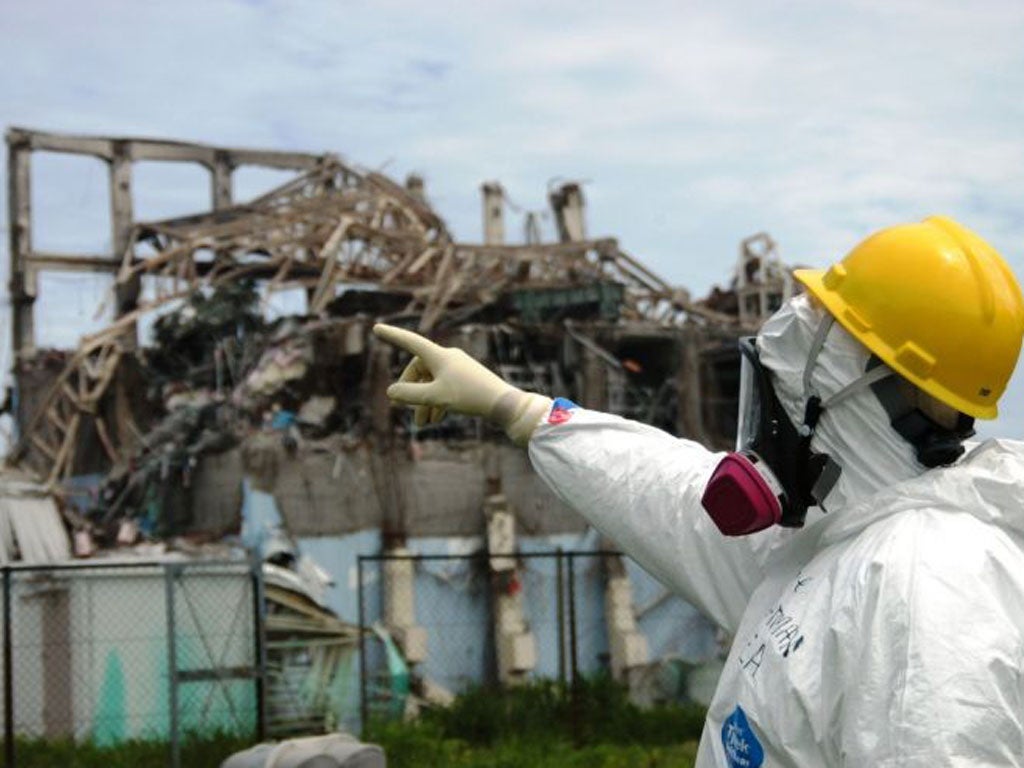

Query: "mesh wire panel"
<box><xmin>1</xmin><ymin>560</ymin><xmax>262</xmax><ymax>767</ymax></box>
<box><xmin>357</xmin><ymin>550</ymin><xmax>624</xmax><ymax>727</ymax></box>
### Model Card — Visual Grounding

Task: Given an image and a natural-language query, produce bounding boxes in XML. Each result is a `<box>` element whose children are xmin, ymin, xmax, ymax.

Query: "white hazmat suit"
<box><xmin>527</xmin><ymin>295</ymin><xmax>1024</xmax><ymax>766</ymax></box>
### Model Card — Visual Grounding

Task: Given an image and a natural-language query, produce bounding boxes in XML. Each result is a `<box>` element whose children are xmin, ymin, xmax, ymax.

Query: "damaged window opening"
<box><xmin>133</xmin><ymin>161</ymin><xmax>212</xmax><ymax>223</ymax></box>
<box><xmin>30</xmin><ymin>151</ymin><xmax>111</xmax><ymax>254</ymax></box>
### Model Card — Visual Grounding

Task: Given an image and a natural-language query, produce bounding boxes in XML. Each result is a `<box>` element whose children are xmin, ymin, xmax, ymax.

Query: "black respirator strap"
<box><xmin>789</xmin><ymin>394</ymin><xmax>842</xmax><ymax>523</ymax></box>
<box><xmin>868</xmin><ymin>360</ymin><xmax>975</xmax><ymax>468</ymax></box>
<box><xmin>773</xmin><ymin>393</ymin><xmax>824</xmax><ymax>528</ymax></box>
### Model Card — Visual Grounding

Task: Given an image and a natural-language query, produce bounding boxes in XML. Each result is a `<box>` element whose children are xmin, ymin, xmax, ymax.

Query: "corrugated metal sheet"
<box><xmin>0</xmin><ymin>481</ymin><xmax>71</xmax><ymax>563</ymax></box>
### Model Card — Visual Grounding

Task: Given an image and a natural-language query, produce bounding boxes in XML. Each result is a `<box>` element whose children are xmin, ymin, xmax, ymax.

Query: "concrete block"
<box><xmin>396</xmin><ymin>625</ymin><xmax>428</xmax><ymax>664</ymax></box>
<box><xmin>613</xmin><ymin>631</ymin><xmax>649</xmax><ymax>672</ymax></box>
<box><xmin>500</xmin><ymin>631</ymin><xmax>536</xmax><ymax>673</ymax></box>
<box><xmin>487</xmin><ymin>510</ymin><xmax>516</xmax><ymax>572</ymax></box>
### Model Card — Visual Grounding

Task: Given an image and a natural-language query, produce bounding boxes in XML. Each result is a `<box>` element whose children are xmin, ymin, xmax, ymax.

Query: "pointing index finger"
<box><xmin>373</xmin><ymin>323</ymin><xmax>445</xmax><ymax>368</ymax></box>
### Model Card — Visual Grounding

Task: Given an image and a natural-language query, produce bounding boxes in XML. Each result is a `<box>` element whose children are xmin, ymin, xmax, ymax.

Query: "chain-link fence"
<box><xmin>356</xmin><ymin>550</ymin><xmax>630</xmax><ymax>726</ymax></box>
<box><xmin>0</xmin><ymin>559</ymin><xmax>266</xmax><ymax>767</ymax></box>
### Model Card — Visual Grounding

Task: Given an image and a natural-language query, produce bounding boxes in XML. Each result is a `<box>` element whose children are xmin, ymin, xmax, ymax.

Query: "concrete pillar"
<box><xmin>405</xmin><ymin>174</ymin><xmax>426</xmax><ymax>204</ymax></box>
<box><xmin>7</xmin><ymin>135</ymin><xmax>35</xmax><ymax>358</ymax></box>
<box><xmin>42</xmin><ymin>587</ymin><xmax>73</xmax><ymax>737</ymax></box>
<box><xmin>581</xmin><ymin>347</ymin><xmax>609</xmax><ymax>411</ymax></box>
<box><xmin>110</xmin><ymin>140</ymin><xmax>139</xmax><ymax>349</ymax></box>
<box><xmin>676</xmin><ymin>327</ymin><xmax>707</xmax><ymax>443</ymax></box>
<box><xmin>481</xmin><ymin>182</ymin><xmax>505</xmax><ymax>245</ymax></box>
<box><xmin>486</xmin><ymin>495</ymin><xmax>536</xmax><ymax>684</ymax></box>
<box><xmin>109</xmin><ymin>141</ymin><xmax>134</xmax><ymax>259</ymax></box>
<box><xmin>383</xmin><ymin>546</ymin><xmax>427</xmax><ymax>664</ymax></box>
<box><xmin>603</xmin><ymin>555</ymin><xmax>649</xmax><ymax>682</ymax></box>
<box><xmin>211</xmin><ymin>150</ymin><xmax>233</xmax><ymax>210</ymax></box>
<box><xmin>549</xmin><ymin>182</ymin><xmax>586</xmax><ymax>243</ymax></box>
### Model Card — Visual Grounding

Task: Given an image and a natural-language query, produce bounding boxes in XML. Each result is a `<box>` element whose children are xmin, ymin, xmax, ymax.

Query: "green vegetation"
<box><xmin>1</xmin><ymin>679</ymin><xmax>706</xmax><ymax>767</ymax></box>
<box><xmin>367</xmin><ymin>676</ymin><xmax>706</xmax><ymax>768</ymax></box>
<box><xmin>0</xmin><ymin>730</ymin><xmax>252</xmax><ymax>768</ymax></box>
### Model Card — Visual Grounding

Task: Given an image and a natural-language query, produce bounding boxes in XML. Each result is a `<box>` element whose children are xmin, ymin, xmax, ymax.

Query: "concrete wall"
<box><xmin>202</xmin><ymin>440</ymin><xmax>587</xmax><ymax>539</ymax></box>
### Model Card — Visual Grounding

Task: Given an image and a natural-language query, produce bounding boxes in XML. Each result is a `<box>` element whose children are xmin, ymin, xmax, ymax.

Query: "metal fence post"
<box><xmin>250</xmin><ymin>556</ymin><xmax>268</xmax><ymax>742</ymax></box>
<box><xmin>164</xmin><ymin>564</ymin><xmax>180</xmax><ymax>768</ymax></box>
<box><xmin>566</xmin><ymin>552</ymin><xmax>582</xmax><ymax>746</ymax></box>
<box><xmin>555</xmin><ymin>548</ymin><xmax>566</xmax><ymax>689</ymax></box>
<box><xmin>4</xmin><ymin>567</ymin><xmax>13</xmax><ymax>768</ymax></box>
<box><xmin>567</xmin><ymin>552</ymin><xmax>578</xmax><ymax>686</ymax></box>
<box><xmin>356</xmin><ymin>555</ymin><xmax>368</xmax><ymax>735</ymax></box>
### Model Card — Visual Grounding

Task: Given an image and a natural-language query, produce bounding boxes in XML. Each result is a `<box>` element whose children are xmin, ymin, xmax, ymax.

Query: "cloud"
<box><xmin>2</xmin><ymin>0</ymin><xmax>1024</xmax><ymax>433</ymax></box>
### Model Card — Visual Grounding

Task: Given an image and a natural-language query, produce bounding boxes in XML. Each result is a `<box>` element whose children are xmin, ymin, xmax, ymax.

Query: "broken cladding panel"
<box><xmin>507</xmin><ymin>282</ymin><xmax>625</xmax><ymax>324</ymax></box>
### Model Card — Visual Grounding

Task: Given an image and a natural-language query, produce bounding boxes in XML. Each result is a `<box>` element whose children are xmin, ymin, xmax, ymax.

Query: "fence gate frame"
<box><xmin>0</xmin><ymin>558</ymin><xmax>267</xmax><ymax>768</ymax></box>
<box><xmin>164</xmin><ymin>559</ymin><xmax>268</xmax><ymax>767</ymax></box>
<box><xmin>356</xmin><ymin>548</ymin><xmax>621</xmax><ymax>731</ymax></box>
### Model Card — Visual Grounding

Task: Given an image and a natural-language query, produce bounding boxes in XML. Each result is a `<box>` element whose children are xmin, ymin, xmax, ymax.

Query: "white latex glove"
<box><xmin>372</xmin><ymin>324</ymin><xmax>552</xmax><ymax>447</ymax></box>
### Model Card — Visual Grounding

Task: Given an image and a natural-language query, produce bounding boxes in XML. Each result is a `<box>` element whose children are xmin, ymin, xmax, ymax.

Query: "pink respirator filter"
<box><xmin>701</xmin><ymin>453</ymin><xmax>783</xmax><ymax>536</ymax></box>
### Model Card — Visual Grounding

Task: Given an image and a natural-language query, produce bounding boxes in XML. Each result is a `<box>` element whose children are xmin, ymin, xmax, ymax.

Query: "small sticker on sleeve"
<box><xmin>547</xmin><ymin>397</ymin><xmax>579</xmax><ymax>425</ymax></box>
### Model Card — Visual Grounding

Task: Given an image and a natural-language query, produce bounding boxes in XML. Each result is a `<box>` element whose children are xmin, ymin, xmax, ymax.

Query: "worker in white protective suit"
<box><xmin>373</xmin><ymin>216</ymin><xmax>1024</xmax><ymax>766</ymax></box>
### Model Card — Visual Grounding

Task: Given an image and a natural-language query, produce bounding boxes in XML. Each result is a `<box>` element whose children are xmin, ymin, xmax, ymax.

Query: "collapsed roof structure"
<box><xmin>6</xmin><ymin>127</ymin><xmax>791</xmax><ymax>493</ymax></box>
<box><xmin>4</xmin><ymin>127</ymin><xmax>799</xmax><ymax>728</ymax></box>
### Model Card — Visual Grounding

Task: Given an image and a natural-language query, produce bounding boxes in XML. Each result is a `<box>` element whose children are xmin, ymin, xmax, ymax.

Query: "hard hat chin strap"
<box><xmin>867</xmin><ymin>358</ymin><xmax>975</xmax><ymax>468</ymax></box>
<box><xmin>802</xmin><ymin>315</ymin><xmax>893</xmax><ymax>412</ymax></box>
<box><xmin>796</xmin><ymin>315</ymin><xmax>855</xmax><ymax>510</ymax></box>
<box><xmin>802</xmin><ymin>314</ymin><xmax>974</xmax><ymax>472</ymax></box>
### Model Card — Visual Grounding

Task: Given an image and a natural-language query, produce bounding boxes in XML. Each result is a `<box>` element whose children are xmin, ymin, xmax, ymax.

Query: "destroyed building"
<box><xmin>3</xmin><ymin>127</ymin><xmax>798</xmax><ymax>734</ymax></box>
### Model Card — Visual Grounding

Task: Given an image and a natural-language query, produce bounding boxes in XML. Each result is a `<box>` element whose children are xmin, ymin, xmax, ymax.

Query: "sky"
<box><xmin>2</xmin><ymin>0</ymin><xmax>1024</xmax><ymax>437</ymax></box>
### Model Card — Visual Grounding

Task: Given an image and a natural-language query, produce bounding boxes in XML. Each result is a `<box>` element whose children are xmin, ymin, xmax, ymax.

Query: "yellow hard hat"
<box><xmin>794</xmin><ymin>216</ymin><xmax>1024</xmax><ymax>420</ymax></box>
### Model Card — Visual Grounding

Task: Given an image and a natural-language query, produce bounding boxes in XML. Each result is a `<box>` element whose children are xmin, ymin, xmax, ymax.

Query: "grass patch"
<box><xmin>366</xmin><ymin>676</ymin><xmax>706</xmax><ymax>768</ymax></box>
<box><xmin>1</xmin><ymin>730</ymin><xmax>252</xmax><ymax>768</ymax></box>
<box><xmin>1</xmin><ymin>679</ymin><xmax>707</xmax><ymax>767</ymax></box>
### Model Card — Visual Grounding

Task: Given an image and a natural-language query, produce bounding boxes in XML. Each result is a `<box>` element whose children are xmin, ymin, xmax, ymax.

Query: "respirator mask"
<box><xmin>700</xmin><ymin>335</ymin><xmax>840</xmax><ymax>535</ymax></box>
<box><xmin>700</xmin><ymin>316</ymin><xmax>975</xmax><ymax>537</ymax></box>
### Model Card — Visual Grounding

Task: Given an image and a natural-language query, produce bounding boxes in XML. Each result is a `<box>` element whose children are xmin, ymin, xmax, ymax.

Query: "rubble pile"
<box><xmin>81</xmin><ymin>288</ymin><xmax>371</xmax><ymax>546</ymax></box>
